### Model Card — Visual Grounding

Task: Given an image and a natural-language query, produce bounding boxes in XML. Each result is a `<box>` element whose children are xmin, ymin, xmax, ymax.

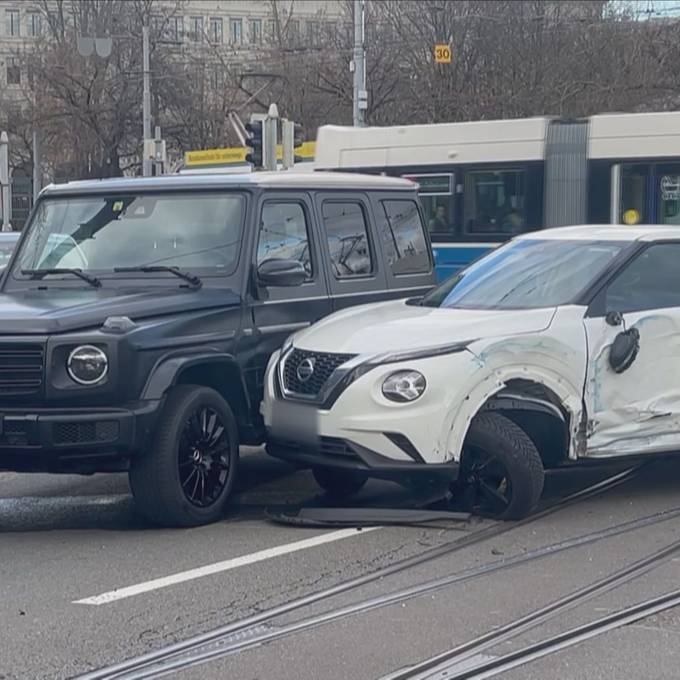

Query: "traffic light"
<box><xmin>245</xmin><ymin>120</ymin><xmax>264</xmax><ymax>169</ymax></box>
<box><xmin>292</xmin><ymin>122</ymin><xmax>304</xmax><ymax>163</ymax></box>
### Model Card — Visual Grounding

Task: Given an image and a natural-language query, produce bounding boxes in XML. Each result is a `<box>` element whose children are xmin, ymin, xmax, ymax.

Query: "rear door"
<box><xmin>314</xmin><ymin>192</ymin><xmax>389</xmax><ymax>312</ymax></box>
<box><xmin>370</xmin><ymin>193</ymin><xmax>436</xmax><ymax>298</ymax></box>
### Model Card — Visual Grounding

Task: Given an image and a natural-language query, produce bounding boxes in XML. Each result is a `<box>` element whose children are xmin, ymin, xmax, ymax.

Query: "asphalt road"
<box><xmin>2</xmin><ymin>449</ymin><xmax>680</xmax><ymax>680</ymax></box>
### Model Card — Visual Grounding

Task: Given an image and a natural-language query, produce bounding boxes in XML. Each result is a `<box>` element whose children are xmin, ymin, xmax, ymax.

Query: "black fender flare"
<box><xmin>141</xmin><ymin>352</ymin><xmax>249</xmax><ymax>406</ymax></box>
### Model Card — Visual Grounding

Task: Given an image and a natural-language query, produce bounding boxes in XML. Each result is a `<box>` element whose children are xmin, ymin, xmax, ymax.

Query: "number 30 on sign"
<box><xmin>434</xmin><ymin>44</ymin><xmax>451</xmax><ymax>64</ymax></box>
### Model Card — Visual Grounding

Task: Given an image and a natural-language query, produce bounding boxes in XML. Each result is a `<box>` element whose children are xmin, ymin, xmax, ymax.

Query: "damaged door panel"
<box><xmin>583</xmin><ymin>242</ymin><xmax>680</xmax><ymax>457</ymax></box>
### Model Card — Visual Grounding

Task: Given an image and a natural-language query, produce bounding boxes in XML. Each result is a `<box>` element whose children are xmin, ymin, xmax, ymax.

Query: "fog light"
<box><xmin>382</xmin><ymin>370</ymin><xmax>426</xmax><ymax>403</ymax></box>
<box><xmin>67</xmin><ymin>345</ymin><xmax>108</xmax><ymax>385</ymax></box>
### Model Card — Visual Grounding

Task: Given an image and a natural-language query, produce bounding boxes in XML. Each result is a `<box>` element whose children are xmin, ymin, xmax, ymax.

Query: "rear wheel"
<box><xmin>313</xmin><ymin>466</ymin><xmax>368</xmax><ymax>499</ymax></box>
<box><xmin>129</xmin><ymin>385</ymin><xmax>239</xmax><ymax>527</ymax></box>
<box><xmin>454</xmin><ymin>412</ymin><xmax>544</xmax><ymax>520</ymax></box>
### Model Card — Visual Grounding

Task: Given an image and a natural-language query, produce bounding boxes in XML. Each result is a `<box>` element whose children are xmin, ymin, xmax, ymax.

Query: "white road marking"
<box><xmin>74</xmin><ymin>526</ymin><xmax>380</xmax><ymax>606</ymax></box>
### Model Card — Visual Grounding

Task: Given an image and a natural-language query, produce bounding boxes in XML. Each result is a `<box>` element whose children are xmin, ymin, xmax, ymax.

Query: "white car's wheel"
<box><xmin>313</xmin><ymin>467</ymin><xmax>368</xmax><ymax>499</ymax></box>
<box><xmin>455</xmin><ymin>412</ymin><xmax>544</xmax><ymax>520</ymax></box>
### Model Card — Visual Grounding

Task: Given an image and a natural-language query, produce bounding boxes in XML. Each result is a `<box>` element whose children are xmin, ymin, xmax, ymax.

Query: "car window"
<box><xmin>257</xmin><ymin>202</ymin><xmax>312</xmax><ymax>277</ymax></box>
<box><xmin>322</xmin><ymin>201</ymin><xmax>373</xmax><ymax>278</ymax></box>
<box><xmin>606</xmin><ymin>243</ymin><xmax>680</xmax><ymax>313</ymax></box>
<box><xmin>378</xmin><ymin>200</ymin><xmax>430</xmax><ymax>275</ymax></box>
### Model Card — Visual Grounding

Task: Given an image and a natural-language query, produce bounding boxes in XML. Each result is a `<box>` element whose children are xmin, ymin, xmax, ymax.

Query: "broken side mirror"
<box><xmin>609</xmin><ymin>327</ymin><xmax>640</xmax><ymax>374</ymax></box>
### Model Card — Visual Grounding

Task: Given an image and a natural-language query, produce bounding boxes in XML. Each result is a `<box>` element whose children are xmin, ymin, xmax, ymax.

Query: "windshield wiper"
<box><xmin>114</xmin><ymin>266</ymin><xmax>202</xmax><ymax>289</ymax></box>
<box><xmin>22</xmin><ymin>268</ymin><xmax>101</xmax><ymax>288</ymax></box>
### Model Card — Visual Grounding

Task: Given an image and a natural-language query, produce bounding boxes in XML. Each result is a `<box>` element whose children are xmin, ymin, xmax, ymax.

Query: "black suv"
<box><xmin>0</xmin><ymin>172</ymin><xmax>435</xmax><ymax>526</ymax></box>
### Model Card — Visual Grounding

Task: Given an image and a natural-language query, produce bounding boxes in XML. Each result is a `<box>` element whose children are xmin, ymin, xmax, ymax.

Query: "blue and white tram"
<box><xmin>314</xmin><ymin>112</ymin><xmax>680</xmax><ymax>280</ymax></box>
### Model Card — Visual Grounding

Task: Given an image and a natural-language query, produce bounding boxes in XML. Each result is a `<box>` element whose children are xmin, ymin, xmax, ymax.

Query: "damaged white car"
<box><xmin>261</xmin><ymin>225</ymin><xmax>680</xmax><ymax>519</ymax></box>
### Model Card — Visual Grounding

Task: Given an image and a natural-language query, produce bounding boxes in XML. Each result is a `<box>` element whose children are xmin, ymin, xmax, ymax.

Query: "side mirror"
<box><xmin>257</xmin><ymin>258</ymin><xmax>307</xmax><ymax>287</ymax></box>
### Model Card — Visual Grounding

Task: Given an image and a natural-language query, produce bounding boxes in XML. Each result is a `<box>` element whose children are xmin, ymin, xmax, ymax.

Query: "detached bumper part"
<box><xmin>267</xmin><ymin>436</ymin><xmax>459</xmax><ymax>485</ymax></box>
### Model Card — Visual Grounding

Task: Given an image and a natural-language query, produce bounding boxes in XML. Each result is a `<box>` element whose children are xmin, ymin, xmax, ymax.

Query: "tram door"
<box><xmin>611</xmin><ymin>163</ymin><xmax>680</xmax><ymax>225</ymax></box>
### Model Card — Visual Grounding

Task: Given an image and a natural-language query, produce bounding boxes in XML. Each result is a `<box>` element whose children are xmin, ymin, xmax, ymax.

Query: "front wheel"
<box><xmin>454</xmin><ymin>412</ymin><xmax>544</xmax><ymax>520</ymax></box>
<box><xmin>313</xmin><ymin>466</ymin><xmax>368</xmax><ymax>499</ymax></box>
<box><xmin>129</xmin><ymin>385</ymin><xmax>239</xmax><ymax>527</ymax></box>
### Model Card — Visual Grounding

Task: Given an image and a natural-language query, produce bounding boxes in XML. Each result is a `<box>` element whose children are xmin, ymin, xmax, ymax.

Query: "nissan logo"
<box><xmin>296</xmin><ymin>357</ymin><xmax>316</xmax><ymax>383</ymax></box>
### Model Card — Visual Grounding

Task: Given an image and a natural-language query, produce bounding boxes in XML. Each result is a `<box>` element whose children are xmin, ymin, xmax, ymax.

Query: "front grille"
<box><xmin>53</xmin><ymin>421</ymin><xmax>119</xmax><ymax>445</ymax></box>
<box><xmin>282</xmin><ymin>349</ymin><xmax>355</xmax><ymax>396</ymax></box>
<box><xmin>0</xmin><ymin>344</ymin><xmax>45</xmax><ymax>396</ymax></box>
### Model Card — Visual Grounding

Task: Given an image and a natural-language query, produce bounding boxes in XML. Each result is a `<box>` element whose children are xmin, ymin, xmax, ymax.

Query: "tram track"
<box><xmin>73</xmin><ymin>465</ymin><xmax>646</xmax><ymax>680</ymax></box>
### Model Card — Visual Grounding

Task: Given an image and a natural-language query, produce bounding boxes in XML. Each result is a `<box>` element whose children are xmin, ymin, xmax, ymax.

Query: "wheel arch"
<box><xmin>444</xmin><ymin>367</ymin><xmax>583</xmax><ymax>465</ymax></box>
<box><xmin>142</xmin><ymin>353</ymin><xmax>251</xmax><ymax>433</ymax></box>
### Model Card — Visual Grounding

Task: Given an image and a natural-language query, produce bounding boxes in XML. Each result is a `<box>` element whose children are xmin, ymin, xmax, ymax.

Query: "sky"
<box><xmin>609</xmin><ymin>0</ymin><xmax>680</xmax><ymax>17</ymax></box>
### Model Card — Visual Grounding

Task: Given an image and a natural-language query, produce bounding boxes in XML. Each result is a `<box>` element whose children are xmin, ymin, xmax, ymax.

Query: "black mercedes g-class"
<box><xmin>0</xmin><ymin>171</ymin><xmax>435</xmax><ymax>526</ymax></box>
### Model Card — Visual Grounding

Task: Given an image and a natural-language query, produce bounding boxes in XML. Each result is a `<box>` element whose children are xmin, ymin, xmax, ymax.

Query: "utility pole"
<box><xmin>142</xmin><ymin>25</ymin><xmax>152</xmax><ymax>177</ymax></box>
<box><xmin>264</xmin><ymin>103</ymin><xmax>279</xmax><ymax>171</ymax></box>
<box><xmin>0</xmin><ymin>131</ymin><xmax>11</xmax><ymax>232</ymax></box>
<box><xmin>32</xmin><ymin>129</ymin><xmax>41</xmax><ymax>203</ymax></box>
<box><xmin>352</xmin><ymin>0</ymin><xmax>367</xmax><ymax>127</ymax></box>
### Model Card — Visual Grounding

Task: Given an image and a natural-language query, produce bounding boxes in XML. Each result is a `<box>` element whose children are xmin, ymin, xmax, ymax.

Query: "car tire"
<box><xmin>312</xmin><ymin>466</ymin><xmax>368</xmax><ymax>499</ymax></box>
<box><xmin>455</xmin><ymin>412</ymin><xmax>544</xmax><ymax>520</ymax></box>
<box><xmin>129</xmin><ymin>385</ymin><xmax>239</xmax><ymax>527</ymax></box>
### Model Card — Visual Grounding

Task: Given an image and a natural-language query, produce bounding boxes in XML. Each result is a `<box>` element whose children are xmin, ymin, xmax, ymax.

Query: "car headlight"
<box><xmin>382</xmin><ymin>370</ymin><xmax>426</xmax><ymax>403</ymax></box>
<box><xmin>67</xmin><ymin>345</ymin><xmax>108</xmax><ymax>385</ymax></box>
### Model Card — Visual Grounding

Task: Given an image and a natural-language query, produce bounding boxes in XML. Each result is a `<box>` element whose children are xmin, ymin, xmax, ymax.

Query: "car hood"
<box><xmin>0</xmin><ymin>287</ymin><xmax>240</xmax><ymax>335</ymax></box>
<box><xmin>293</xmin><ymin>299</ymin><xmax>557</xmax><ymax>355</ymax></box>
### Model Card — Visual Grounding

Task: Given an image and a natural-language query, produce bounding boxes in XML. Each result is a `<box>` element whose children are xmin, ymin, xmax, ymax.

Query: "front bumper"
<box><xmin>0</xmin><ymin>400</ymin><xmax>161</xmax><ymax>472</ymax></box>
<box><xmin>267</xmin><ymin>436</ymin><xmax>458</xmax><ymax>485</ymax></box>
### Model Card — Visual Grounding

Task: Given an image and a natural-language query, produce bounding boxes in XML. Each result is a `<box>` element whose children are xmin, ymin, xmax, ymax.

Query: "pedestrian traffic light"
<box><xmin>245</xmin><ymin>120</ymin><xmax>264</xmax><ymax>169</ymax></box>
<box><xmin>293</xmin><ymin>122</ymin><xmax>304</xmax><ymax>163</ymax></box>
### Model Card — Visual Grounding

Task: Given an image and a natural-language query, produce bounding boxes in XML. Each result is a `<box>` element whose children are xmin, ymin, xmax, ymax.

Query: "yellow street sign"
<box><xmin>434</xmin><ymin>43</ymin><xmax>451</xmax><ymax>64</ymax></box>
<box><xmin>185</xmin><ymin>141</ymin><xmax>316</xmax><ymax>167</ymax></box>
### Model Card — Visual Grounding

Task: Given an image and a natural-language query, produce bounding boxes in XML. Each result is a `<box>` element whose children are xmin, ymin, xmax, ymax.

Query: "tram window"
<box><xmin>464</xmin><ymin>170</ymin><xmax>526</xmax><ymax>236</ymax></box>
<box><xmin>659</xmin><ymin>169</ymin><xmax>680</xmax><ymax>225</ymax></box>
<box><xmin>620</xmin><ymin>164</ymin><xmax>648</xmax><ymax>224</ymax></box>
<box><xmin>420</xmin><ymin>195</ymin><xmax>455</xmax><ymax>235</ymax></box>
<box><xmin>379</xmin><ymin>200</ymin><xmax>430</xmax><ymax>275</ymax></box>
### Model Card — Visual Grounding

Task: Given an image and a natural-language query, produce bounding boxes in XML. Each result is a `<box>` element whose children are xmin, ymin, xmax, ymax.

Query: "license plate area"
<box><xmin>270</xmin><ymin>401</ymin><xmax>319</xmax><ymax>448</ymax></box>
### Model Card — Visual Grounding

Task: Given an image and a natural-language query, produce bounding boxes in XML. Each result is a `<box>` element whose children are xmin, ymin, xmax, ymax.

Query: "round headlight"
<box><xmin>382</xmin><ymin>370</ymin><xmax>426</xmax><ymax>403</ymax></box>
<box><xmin>67</xmin><ymin>345</ymin><xmax>108</xmax><ymax>385</ymax></box>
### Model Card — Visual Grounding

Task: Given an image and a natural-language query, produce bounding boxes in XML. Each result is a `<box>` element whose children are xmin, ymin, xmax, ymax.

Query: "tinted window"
<box><xmin>379</xmin><ymin>200</ymin><xmax>430</xmax><ymax>275</ymax></box>
<box><xmin>464</xmin><ymin>169</ymin><xmax>526</xmax><ymax>236</ymax></box>
<box><xmin>606</xmin><ymin>243</ymin><xmax>680</xmax><ymax>313</ymax></box>
<box><xmin>15</xmin><ymin>194</ymin><xmax>245</xmax><ymax>276</ymax></box>
<box><xmin>322</xmin><ymin>202</ymin><xmax>373</xmax><ymax>278</ymax></box>
<box><xmin>423</xmin><ymin>238</ymin><xmax>624</xmax><ymax>310</ymax></box>
<box><xmin>257</xmin><ymin>202</ymin><xmax>312</xmax><ymax>277</ymax></box>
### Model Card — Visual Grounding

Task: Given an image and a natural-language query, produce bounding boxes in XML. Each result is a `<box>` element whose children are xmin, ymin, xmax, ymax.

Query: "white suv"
<box><xmin>261</xmin><ymin>225</ymin><xmax>680</xmax><ymax>519</ymax></box>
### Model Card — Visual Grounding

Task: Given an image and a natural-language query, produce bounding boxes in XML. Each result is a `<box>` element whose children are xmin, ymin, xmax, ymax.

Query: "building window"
<box><xmin>266</xmin><ymin>19</ymin><xmax>276</xmax><ymax>40</ymax></box>
<box><xmin>28</xmin><ymin>12</ymin><xmax>42</xmax><ymax>37</ymax></box>
<box><xmin>322</xmin><ymin>202</ymin><xmax>373</xmax><ymax>278</ymax></box>
<box><xmin>189</xmin><ymin>16</ymin><xmax>203</xmax><ymax>42</ymax></box>
<box><xmin>6</xmin><ymin>9</ymin><xmax>20</xmax><ymax>37</ymax></box>
<box><xmin>229</xmin><ymin>18</ymin><xmax>243</xmax><ymax>44</ymax></box>
<box><xmin>464</xmin><ymin>169</ymin><xmax>526</xmax><ymax>235</ymax></box>
<box><xmin>168</xmin><ymin>16</ymin><xmax>183</xmax><ymax>42</ymax></box>
<box><xmin>288</xmin><ymin>19</ymin><xmax>299</xmax><ymax>44</ymax></box>
<box><xmin>209</xmin><ymin>17</ymin><xmax>223</xmax><ymax>43</ymax></box>
<box><xmin>250</xmin><ymin>18</ymin><xmax>262</xmax><ymax>43</ymax></box>
<box><xmin>6</xmin><ymin>58</ymin><xmax>21</xmax><ymax>86</ymax></box>
<box><xmin>306</xmin><ymin>21</ymin><xmax>321</xmax><ymax>46</ymax></box>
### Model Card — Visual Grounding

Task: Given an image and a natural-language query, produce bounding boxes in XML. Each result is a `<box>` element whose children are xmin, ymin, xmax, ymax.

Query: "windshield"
<box><xmin>0</xmin><ymin>237</ymin><xmax>18</xmax><ymax>267</ymax></box>
<box><xmin>422</xmin><ymin>238</ymin><xmax>626</xmax><ymax>310</ymax></box>
<box><xmin>13</xmin><ymin>192</ymin><xmax>245</xmax><ymax>279</ymax></box>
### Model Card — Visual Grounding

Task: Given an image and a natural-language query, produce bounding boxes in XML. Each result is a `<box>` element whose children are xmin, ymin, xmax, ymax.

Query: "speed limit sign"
<box><xmin>434</xmin><ymin>43</ymin><xmax>451</xmax><ymax>64</ymax></box>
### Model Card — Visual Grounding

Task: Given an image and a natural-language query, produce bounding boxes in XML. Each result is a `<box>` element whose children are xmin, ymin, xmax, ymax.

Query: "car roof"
<box><xmin>39</xmin><ymin>171</ymin><xmax>415</xmax><ymax>197</ymax></box>
<box><xmin>517</xmin><ymin>224</ymin><xmax>680</xmax><ymax>243</ymax></box>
